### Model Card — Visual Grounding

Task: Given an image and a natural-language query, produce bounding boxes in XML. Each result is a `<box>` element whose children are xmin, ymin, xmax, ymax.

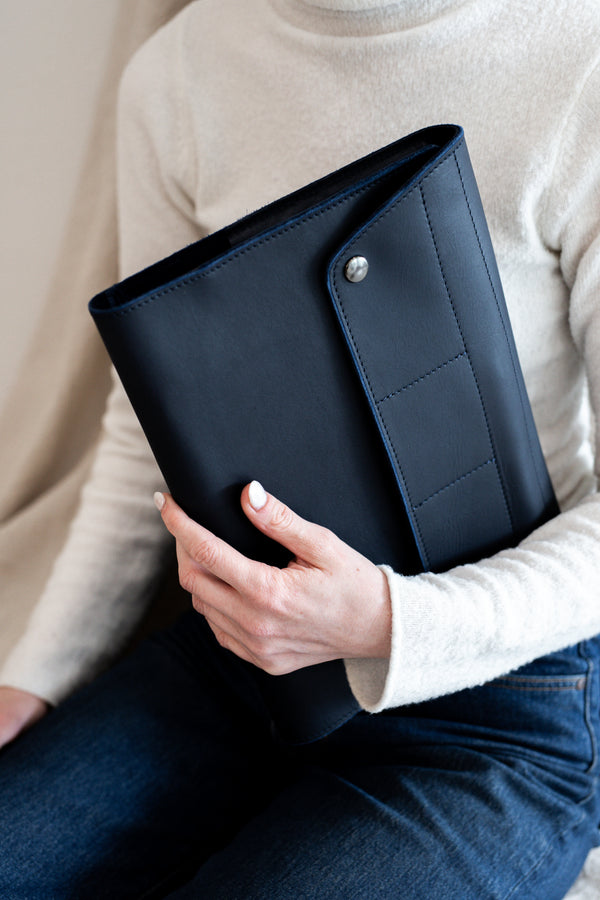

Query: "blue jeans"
<box><xmin>0</xmin><ymin>610</ymin><xmax>599</xmax><ymax>899</ymax></box>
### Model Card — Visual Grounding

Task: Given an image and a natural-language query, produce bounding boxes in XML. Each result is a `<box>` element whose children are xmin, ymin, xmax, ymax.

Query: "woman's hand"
<box><xmin>155</xmin><ymin>482</ymin><xmax>391</xmax><ymax>676</ymax></box>
<box><xmin>0</xmin><ymin>686</ymin><xmax>49</xmax><ymax>749</ymax></box>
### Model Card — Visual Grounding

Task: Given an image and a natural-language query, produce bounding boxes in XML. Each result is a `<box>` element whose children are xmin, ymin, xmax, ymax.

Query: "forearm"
<box><xmin>0</xmin><ymin>377</ymin><xmax>172</xmax><ymax>705</ymax></box>
<box><xmin>346</xmin><ymin>492</ymin><xmax>600</xmax><ymax>711</ymax></box>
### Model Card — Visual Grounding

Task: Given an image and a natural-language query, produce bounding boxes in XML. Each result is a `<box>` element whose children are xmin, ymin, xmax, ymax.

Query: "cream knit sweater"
<box><xmin>2</xmin><ymin>0</ymin><xmax>600</xmax><ymax>713</ymax></box>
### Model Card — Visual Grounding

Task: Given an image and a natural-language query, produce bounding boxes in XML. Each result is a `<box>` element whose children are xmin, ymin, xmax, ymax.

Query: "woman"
<box><xmin>1</xmin><ymin>1</ymin><xmax>599</xmax><ymax>896</ymax></box>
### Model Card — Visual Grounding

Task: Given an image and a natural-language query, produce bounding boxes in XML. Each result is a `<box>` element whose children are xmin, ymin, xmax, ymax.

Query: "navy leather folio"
<box><xmin>90</xmin><ymin>124</ymin><xmax>558</xmax><ymax>742</ymax></box>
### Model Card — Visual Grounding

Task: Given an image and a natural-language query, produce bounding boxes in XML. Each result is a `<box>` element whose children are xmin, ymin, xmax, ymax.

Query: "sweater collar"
<box><xmin>270</xmin><ymin>0</ymin><xmax>471</xmax><ymax>33</ymax></box>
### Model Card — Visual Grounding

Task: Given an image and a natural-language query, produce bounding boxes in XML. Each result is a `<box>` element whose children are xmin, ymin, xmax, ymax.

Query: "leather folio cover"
<box><xmin>90</xmin><ymin>124</ymin><xmax>558</xmax><ymax>743</ymax></box>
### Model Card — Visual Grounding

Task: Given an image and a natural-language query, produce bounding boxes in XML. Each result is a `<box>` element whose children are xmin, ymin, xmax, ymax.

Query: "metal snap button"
<box><xmin>344</xmin><ymin>255</ymin><xmax>369</xmax><ymax>283</ymax></box>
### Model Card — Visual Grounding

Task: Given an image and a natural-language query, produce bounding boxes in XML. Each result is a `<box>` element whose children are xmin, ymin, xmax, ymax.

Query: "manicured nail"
<box><xmin>153</xmin><ymin>491</ymin><xmax>166</xmax><ymax>511</ymax></box>
<box><xmin>248</xmin><ymin>480</ymin><xmax>267</xmax><ymax>511</ymax></box>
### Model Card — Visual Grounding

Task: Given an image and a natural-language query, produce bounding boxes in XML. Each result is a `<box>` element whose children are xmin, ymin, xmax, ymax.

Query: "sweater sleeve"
<box><xmin>345</xmin><ymin>61</ymin><xmax>600</xmax><ymax>712</ymax></box>
<box><xmin>0</xmin><ymin>23</ymin><xmax>202</xmax><ymax>705</ymax></box>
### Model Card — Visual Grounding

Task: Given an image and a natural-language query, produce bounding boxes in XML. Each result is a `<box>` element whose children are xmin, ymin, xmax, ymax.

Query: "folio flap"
<box><xmin>88</xmin><ymin>124</ymin><xmax>558</xmax><ymax>743</ymax></box>
<box><xmin>328</xmin><ymin>138</ymin><xmax>556</xmax><ymax>573</ymax></box>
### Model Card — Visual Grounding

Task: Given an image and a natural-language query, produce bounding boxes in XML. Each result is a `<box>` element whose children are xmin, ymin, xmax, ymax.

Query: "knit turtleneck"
<box><xmin>3</xmin><ymin>0</ymin><xmax>600</xmax><ymax>739</ymax></box>
<box><xmin>269</xmin><ymin>0</ymin><xmax>472</xmax><ymax>34</ymax></box>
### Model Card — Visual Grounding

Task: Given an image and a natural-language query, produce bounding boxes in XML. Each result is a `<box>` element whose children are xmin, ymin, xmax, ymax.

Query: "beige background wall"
<box><xmin>0</xmin><ymin>5</ymin><xmax>600</xmax><ymax>896</ymax></box>
<box><xmin>0</xmin><ymin>1</ymin><xmax>120</xmax><ymax>413</ymax></box>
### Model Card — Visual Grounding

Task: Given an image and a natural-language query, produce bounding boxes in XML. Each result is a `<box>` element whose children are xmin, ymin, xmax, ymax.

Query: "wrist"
<box><xmin>349</xmin><ymin>564</ymin><xmax>392</xmax><ymax>660</ymax></box>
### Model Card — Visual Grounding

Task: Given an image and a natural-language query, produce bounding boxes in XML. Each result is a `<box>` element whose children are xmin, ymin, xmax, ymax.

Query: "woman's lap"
<box><xmin>1</xmin><ymin>611</ymin><xmax>599</xmax><ymax>899</ymax></box>
<box><xmin>0</xmin><ymin>612</ymin><xmax>285</xmax><ymax>899</ymax></box>
<box><xmin>169</xmin><ymin>750</ymin><xmax>596</xmax><ymax>900</ymax></box>
<box><xmin>173</xmin><ymin>636</ymin><xmax>600</xmax><ymax>899</ymax></box>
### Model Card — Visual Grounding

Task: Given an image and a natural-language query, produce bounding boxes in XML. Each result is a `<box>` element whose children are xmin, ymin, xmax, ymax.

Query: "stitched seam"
<box><xmin>326</xmin><ymin>145</ymin><xmax>467</xmax><ymax>570</ymax></box>
<box><xmin>108</xmin><ymin>196</ymin><xmax>353</xmax><ymax>317</ymax></box>
<box><xmin>104</xmin><ymin>145</ymin><xmax>445</xmax><ymax>319</ymax></box>
<box><xmin>330</xmin><ymin>264</ymin><xmax>430</xmax><ymax>569</ymax></box>
<box><xmin>108</xmin><ymin>183</ymin><xmax>380</xmax><ymax>318</ymax></box>
<box><xmin>376</xmin><ymin>351</ymin><xmax>466</xmax><ymax>404</ymax></box>
<box><xmin>453</xmin><ymin>149</ymin><xmax>547</xmax><ymax>506</ymax></box>
<box><xmin>328</xmin><ymin>139</ymin><xmax>462</xmax><ymax>253</ymax></box>
<box><xmin>107</xmin><ymin>136</ymin><xmax>463</xmax><ymax>320</ymax></box>
<box><xmin>582</xmin><ymin>652</ymin><xmax>598</xmax><ymax>774</ymax></box>
<box><xmin>419</xmin><ymin>177</ymin><xmax>514</xmax><ymax>532</ymax></box>
<box><xmin>490</xmin><ymin>683</ymin><xmax>585</xmax><ymax>693</ymax></box>
<box><xmin>412</xmin><ymin>458</ymin><xmax>495</xmax><ymax>509</ymax></box>
<box><xmin>327</xmin><ymin>139</ymin><xmax>493</xmax><ymax>569</ymax></box>
<box><xmin>495</xmin><ymin>673</ymin><xmax>587</xmax><ymax>687</ymax></box>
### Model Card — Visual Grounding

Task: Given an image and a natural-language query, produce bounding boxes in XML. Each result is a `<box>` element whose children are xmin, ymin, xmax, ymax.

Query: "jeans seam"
<box><xmin>583</xmin><ymin>654</ymin><xmax>598</xmax><ymax>774</ymax></box>
<box><xmin>490</xmin><ymin>682</ymin><xmax>586</xmax><ymax>693</ymax></box>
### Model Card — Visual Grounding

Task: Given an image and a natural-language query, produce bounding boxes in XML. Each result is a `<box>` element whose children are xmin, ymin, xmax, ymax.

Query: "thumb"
<box><xmin>241</xmin><ymin>481</ymin><xmax>332</xmax><ymax>567</ymax></box>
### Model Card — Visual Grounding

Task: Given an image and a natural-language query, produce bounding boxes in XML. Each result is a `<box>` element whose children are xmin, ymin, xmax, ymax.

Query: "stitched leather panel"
<box><xmin>327</xmin><ymin>138</ymin><xmax>557</xmax><ymax>571</ymax></box>
<box><xmin>327</xmin><ymin>187</ymin><xmax>465</xmax><ymax>399</ymax></box>
<box><xmin>91</xmin><ymin>125</ymin><xmax>559</xmax><ymax>741</ymax></box>
<box><xmin>377</xmin><ymin>354</ymin><xmax>493</xmax><ymax>510</ymax></box>
<box><xmin>423</xmin><ymin>145</ymin><xmax>556</xmax><ymax>544</ymax></box>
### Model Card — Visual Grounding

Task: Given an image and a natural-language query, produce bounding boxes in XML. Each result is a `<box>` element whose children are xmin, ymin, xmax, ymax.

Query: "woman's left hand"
<box><xmin>155</xmin><ymin>482</ymin><xmax>391</xmax><ymax>675</ymax></box>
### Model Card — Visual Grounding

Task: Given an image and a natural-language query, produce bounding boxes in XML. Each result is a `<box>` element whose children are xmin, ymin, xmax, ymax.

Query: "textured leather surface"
<box><xmin>90</xmin><ymin>125</ymin><xmax>558</xmax><ymax>742</ymax></box>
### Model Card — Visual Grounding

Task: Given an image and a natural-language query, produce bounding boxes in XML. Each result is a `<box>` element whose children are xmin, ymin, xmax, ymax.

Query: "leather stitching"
<box><xmin>376</xmin><ymin>351</ymin><xmax>467</xmax><ymax>404</ymax></box>
<box><xmin>411</xmin><ymin>458</ymin><xmax>495</xmax><ymax>509</ymax></box>
<box><xmin>418</xmin><ymin>180</ymin><xmax>514</xmax><ymax>533</ymax></box>
<box><xmin>103</xmin><ymin>138</ymin><xmax>463</xmax><ymax>319</ymax></box>
<box><xmin>453</xmin><ymin>150</ymin><xmax>547</xmax><ymax>508</ymax></box>
<box><xmin>329</xmin><ymin>143</ymin><xmax>515</xmax><ymax>568</ymax></box>
<box><xmin>326</xmin><ymin>140</ymin><xmax>473</xmax><ymax>570</ymax></box>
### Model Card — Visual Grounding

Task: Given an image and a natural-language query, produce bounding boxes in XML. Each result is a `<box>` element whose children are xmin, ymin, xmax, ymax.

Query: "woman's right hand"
<box><xmin>0</xmin><ymin>686</ymin><xmax>49</xmax><ymax>749</ymax></box>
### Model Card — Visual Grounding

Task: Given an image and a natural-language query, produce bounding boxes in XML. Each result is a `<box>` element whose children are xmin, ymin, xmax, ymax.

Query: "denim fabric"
<box><xmin>0</xmin><ymin>610</ymin><xmax>599</xmax><ymax>900</ymax></box>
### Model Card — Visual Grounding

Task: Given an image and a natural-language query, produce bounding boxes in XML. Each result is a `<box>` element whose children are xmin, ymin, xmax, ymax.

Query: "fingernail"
<box><xmin>153</xmin><ymin>491</ymin><xmax>166</xmax><ymax>511</ymax></box>
<box><xmin>248</xmin><ymin>480</ymin><xmax>267</xmax><ymax>511</ymax></box>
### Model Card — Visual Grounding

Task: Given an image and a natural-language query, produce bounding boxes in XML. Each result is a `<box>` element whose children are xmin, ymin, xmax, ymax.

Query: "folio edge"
<box><xmin>90</xmin><ymin>124</ymin><xmax>558</xmax><ymax>743</ymax></box>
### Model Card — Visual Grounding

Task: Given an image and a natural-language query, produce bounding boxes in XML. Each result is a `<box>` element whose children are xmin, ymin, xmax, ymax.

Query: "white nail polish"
<box><xmin>153</xmin><ymin>491</ymin><xmax>165</xmax><ymax>511</ymax></box>
<box><xmin>248</xmin><ymin>480</ymin><xmax>267</xmax><ymax>510</ymax></box>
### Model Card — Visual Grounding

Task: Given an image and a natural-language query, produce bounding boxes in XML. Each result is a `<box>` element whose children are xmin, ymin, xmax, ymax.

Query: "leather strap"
<box><xmin>328</xmin><ymin>137</ymin><xmax>556</xmax><ymax>572</ymax></box>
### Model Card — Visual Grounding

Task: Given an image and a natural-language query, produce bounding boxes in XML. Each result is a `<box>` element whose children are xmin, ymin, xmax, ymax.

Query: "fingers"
<box><xmin>196</xmin><ymin>594</ymin><xmax>274</xmax><ymax>668</ymax></box>
<box><xmin>155</xmin><ymin>492</ymin><xmax>263</xmax><ymax>594</ymax></box>
<box><xmin>156</xmin><ymin>482</ymin><xmax>337</xmax><ymax>577</ymax></box>
<box><xmin>152</xmin><ymin>485</ymin><xmax>389</xmax><ymax>672</ymax></box>
<box><xmin>241</xmin><ymin>481</ymin><xmax>336</xmax><ymax>567</ymax></box>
